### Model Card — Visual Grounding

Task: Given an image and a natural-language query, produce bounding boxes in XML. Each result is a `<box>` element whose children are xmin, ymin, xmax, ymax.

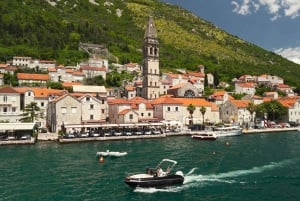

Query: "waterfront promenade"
<box><xmin>1</xmin><ymin>127</ymin><xmax>298</xmax><ymax>145</ymax></box>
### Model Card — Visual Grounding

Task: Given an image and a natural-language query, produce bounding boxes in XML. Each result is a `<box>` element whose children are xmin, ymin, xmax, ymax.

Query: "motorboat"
<box><xmin>124</xmin><ymin>159</ymin><xmax>184</xmax><ymax>188</ymax></box>
<box><xmin>96</xmin><ymin>150</ymin><xmax>127</xmax><ymax>157</ymax></box>
<box><xmin>191</xmin><ymin>132</ymin><xmax>217</xmax><ymax>140</ymax></box>
<box><xmin>213</xmin><ymin>125</ymin><xmax>242</xmax><ymax>137</ymax></box>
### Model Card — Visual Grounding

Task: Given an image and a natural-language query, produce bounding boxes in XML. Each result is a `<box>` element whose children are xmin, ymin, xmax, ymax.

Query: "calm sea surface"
<box><xmin>1</xmin><ymin>132</ymin><xmax>300</xmax><ymax>201</ymax></box>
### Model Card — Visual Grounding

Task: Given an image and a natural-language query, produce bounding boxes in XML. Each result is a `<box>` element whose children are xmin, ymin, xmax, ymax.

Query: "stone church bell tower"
<box><xmin>142</xmin><ymin>16</ymin><xmax>160</xmax><ymax>100</ymax></box>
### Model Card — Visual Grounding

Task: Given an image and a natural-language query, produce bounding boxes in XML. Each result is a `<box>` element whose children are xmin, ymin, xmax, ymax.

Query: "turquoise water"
<box><xmin>1</xmin><ymin>132</ymin><xmax>300</xmax><ymax>201</ymax></box>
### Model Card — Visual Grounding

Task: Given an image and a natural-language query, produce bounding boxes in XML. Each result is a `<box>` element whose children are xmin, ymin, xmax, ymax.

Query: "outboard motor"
<box><xmin>175</xmin><ymin>171</ymin><xmax>184</xmax><ymax>177</ymax></box>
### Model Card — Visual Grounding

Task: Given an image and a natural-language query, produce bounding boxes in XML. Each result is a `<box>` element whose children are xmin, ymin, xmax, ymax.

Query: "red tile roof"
<box><xmin>17</xmin><ymin>73</ymin><xmax>49</xmax><ymax>81</ymax></box>
<box><xmin>0</xmin><ymin>86</ymin><xmax>20</xmax><ymax>94</ymax></box>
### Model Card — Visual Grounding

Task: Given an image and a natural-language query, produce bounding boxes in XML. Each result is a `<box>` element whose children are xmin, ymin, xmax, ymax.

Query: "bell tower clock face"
<box><xmin>184</xmin><ymin>90</ymin><xmax>195</xmax><ymax>98</ymax></box>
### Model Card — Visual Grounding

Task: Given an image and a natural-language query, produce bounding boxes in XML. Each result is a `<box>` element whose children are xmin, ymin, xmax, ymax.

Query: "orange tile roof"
<box><xmin>72</xmin><ymin>71</ymin><xmax>84</xmax><ymax>76</ymax></box>
<box><xmin>62</xmin><ymin>82</ymin><xmax>82</xmax><ymax>88</ymax></box>
<box><xmin>169</xmin><ymin>82</ymin><xmax>188</xmax><ymax>90</ymax></box>
<box><xmin>124</xmin><ymin>62</ymin><xmax>138</xmax><ymax>67</ymax></box>
<box><xmin>151</xmin><ymin>96</ymin><xmax>183</xmax><ymax>105</ymax></box>
<box><xmin>32</xmin><ymin>88</ymin><xmax>65</xmax><ymax>98</ymax></box>
<box><xmin>129</xmin><ymin>96</ymin><xmax>148</xmax><ymax>103</ymax></box>
<box><xmin>125</xmin><ymin>85</ymin><xmax>135</xmax><ymax>91</ymax></box>
<box><xmin>108</xmin><ymin>98</ymin><xmax>129</xmax><ymax>105</ymax></box>
<box><xmin>186</xmin><ymin>72</ymin><xmax>205</xmax><ymax>78</ymax></box>
<box><xmin>0</xmin><ymin>86</ymin><xmax>20</xmax><ymax>94</ymax></box>
<box><xmin>48</xmin><ymin>67</ymin><xmax>57</xmax><ymax>72</ymax></box>
<box><xmin>166</xmin><ymin>73</ymin><xmax>188</xmax><ymax>79</ymax></box>
<box><xmin>212</xmin><ymin>91</ymin><xmax>226</xmax><ymax>96</ymax></box>
<box><xmin>13</xmin><ymin>87</ymin><xmax>32</xmax><ymax>93</ymax></box>
<box><xmin>230</xmin><ymin>100</ymin><xmax>251</xmax><ymax>108</ymax></box>
<box><xmin>278</xmin><ymin>99</ymin><xmax>297</xmax><ymax>108</ymax></box>
<box><xmin>275</xmin><ymin>84</ymin><xmax>290</xmax><ymax>88</ymax></box>
<box><xmin>17</xmin><ymin>73</ymin><xmax>49</xmax><ymax>81</ymax></box>
<box><xmin>237</xmin><ymin>82</ymin><xmax>256</xmax><ymax>88</ymax></box>
<box><xmin>0</xmin><ymin>63</ymin><xmax>9</xmax><ymax>68</ymax></box>
<box><xmin>262</xmin><ymin>97</ymin><xmax>272</xmax><ymax>102</ymax></box>
<box><xmin>119</xmin><ymin>109</ymin><xmax>131</xmax><ymax>115</ymax></box>
<box><xmin>174</xmin><ymin>98</ymin><xmax>215</xmax><ymax>107</ymax></box>
<box><xmin>65</xmin><ymin>69</ymin><xmax>74</xmax><ymax>73</ymax></box>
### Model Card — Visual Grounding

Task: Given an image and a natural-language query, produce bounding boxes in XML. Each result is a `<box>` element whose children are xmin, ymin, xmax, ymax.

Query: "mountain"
<box><xmin>0</xmin><ymin>0</ymin><xmax>300</xmax><ymax>87</ymax></box>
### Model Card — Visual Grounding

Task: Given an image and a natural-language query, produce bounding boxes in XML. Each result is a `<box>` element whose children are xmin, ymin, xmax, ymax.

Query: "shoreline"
<box><xmin>1</xmin><ymin>127</ymin><xmax>298</xmax><ymax>145</ymax></box>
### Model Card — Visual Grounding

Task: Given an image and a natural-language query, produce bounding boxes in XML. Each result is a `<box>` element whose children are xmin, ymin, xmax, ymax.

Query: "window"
<box><xmin>141</xmin><ymin>113</ymin><xmax>144</xmax><ymax>117</ymax></box>
<box><xmin>175</xmin><ymin>107</ymin><xmax>179</xmax><ymax>111</ymax></box>
<box><xmin>148</xmin><ymin>113</ymin><xmax>151</xmax><ymax>116</ymax></box>
<box><xmin>90</xmin><ymin>115</ymin><xmax>94</xmax><ymax>120</ymax></box>
<box><xmin>86</xmin><ymin>97</ymin><xmax>90</xmax><ymax>102</ymax></box>
<box><xmin>3</xmin><ymin>96</ymin><xmax>7</xmax><ymax>102</ymax></box>
<box><xmin>129</xmin><ymin>114</ymin><xmax>133</xmax><ymax>119</ymax></box>
<box><xmin>3</xmin><ymin>107</ymin><xmax>8</xmax><ymax>113</ymax></box>
<box><xmin>71</xmin><ymin>107</ymin><xmax>77</xmax><ymax>114</ymax></box>
<box><xmin>28</xmin><ymin>92</ymin><xmax>31</xmax><ymax>96</ymax></box>
<box><xmin>102</xmin><ymin>100</ymin><xmax>105</xmax><ymax>104</ymax></box>
<box><xmin>12</xmin><ymin>107</ymin><xmax>16</xmax><ymax>113</ymax></box>
<box><xmin>167</xmin><ymin>107</ymin><xmax>171</xmax><ymax>111</ymax></box>
<box><xmin>41</xmin><ymin>102</ymin><xmax>44</xmax><ymax>107</ymax></box>
<box><xmin>101</xmin><ymin>109</ymin><xmax>105</xmax><ymax>114</ymax></box>
<box><xmin>61</xmin><ymin>107</ymin><xmax>67</xmax><ymax>114</ymax></box>
<box><xmin>90</xmin><ymin>104</ymin><xmax>94</xmax><ymax>109</ymax></box>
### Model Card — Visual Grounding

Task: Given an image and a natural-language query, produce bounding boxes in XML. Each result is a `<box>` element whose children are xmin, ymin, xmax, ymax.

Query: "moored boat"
<box><xmin>124</xmin><ymin>159</ymin><xmax>184</xmax><ymax>188</ymax></box>
<box><xmin>214</xmin><ymin>125</ymin><xmax>242</xmax><ymax>137</ymax></box>
<box><xmin>191</xmin><ymin>132</ymin><xmax>217</xmax><ymax>140</ymax></box>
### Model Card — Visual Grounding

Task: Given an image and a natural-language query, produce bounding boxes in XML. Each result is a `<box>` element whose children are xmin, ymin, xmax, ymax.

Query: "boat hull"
<box><xmin>191</xmin><ymin>135</ymin><xmax>216</xmax><ymax>140</ymax></box>
<box><xmin>124</xmin><ymin>175</ymin><xmax>184</xmax><ymax>188</ymax></box>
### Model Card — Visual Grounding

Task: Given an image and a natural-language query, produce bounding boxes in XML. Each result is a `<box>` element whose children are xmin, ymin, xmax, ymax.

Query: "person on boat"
<box><xmin>157</xmin><ymin>167</ymin><xmax>163</xmax><ymax>177</ymax></box>
<box><xmin>166</xmin><ymin>166</ymin><xmax>171</xmax><ymax>174</ymax></box>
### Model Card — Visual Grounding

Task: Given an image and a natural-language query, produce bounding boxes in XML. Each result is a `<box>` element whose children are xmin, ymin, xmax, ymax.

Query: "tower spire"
<box><xmin>145</xmin><ymin>16</ymin><xmax>157</xmax><ymax>39</ymax></box>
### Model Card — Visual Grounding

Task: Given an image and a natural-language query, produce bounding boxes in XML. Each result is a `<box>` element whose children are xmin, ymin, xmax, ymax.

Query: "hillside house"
<box><xmin>17</xmin><ymin>73</ymin><xmax>49</xmax><ymax>87</ymax></box>
<box><xmin>235</xmin><ymin>82</ymin><xmax>256</xmax><ymax>95</ymax></box>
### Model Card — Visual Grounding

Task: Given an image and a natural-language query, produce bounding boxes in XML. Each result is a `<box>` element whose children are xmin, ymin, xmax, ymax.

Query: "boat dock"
<box><xmin>242</xmin><ymin>127</ymin><xmax>298</xmax><ymax>134</ymax></box>
<box><xmin>58</xmin><ymin>133</ymin><xmax>167</xmax><ymax>143</ymax></box>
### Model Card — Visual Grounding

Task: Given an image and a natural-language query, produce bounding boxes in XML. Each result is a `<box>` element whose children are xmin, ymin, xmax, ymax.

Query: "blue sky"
<box><xmin>159</xmin><ymin>0</ymin><xmax>300</xmax><ymax>64</ymax></box>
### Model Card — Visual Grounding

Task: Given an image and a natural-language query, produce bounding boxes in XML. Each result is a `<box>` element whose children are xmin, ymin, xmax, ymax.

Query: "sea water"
<box><xmin>0</xmin><ymin>132</ymin><xmax>300</xmax><ymax>201</ymax></box>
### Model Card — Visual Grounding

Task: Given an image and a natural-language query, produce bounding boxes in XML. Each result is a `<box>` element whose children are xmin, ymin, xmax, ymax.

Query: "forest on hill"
<box><xmin>0</xmin><ymin>0</ymin><xmax>300</xmax><ymax>87</ymax></box>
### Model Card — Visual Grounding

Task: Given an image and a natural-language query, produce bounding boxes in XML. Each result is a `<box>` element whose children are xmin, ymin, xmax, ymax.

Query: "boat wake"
<box><xmin>134</xmin><ymin>158</ymin><xmax>298</xmax><ymax>193</ymax></box>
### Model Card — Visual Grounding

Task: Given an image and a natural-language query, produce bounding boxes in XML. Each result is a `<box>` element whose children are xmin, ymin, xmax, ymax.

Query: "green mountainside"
<box><xmin>0</xmin><ymin>0</ymin><xmax>300</xmax><ymax>86</ymax></box>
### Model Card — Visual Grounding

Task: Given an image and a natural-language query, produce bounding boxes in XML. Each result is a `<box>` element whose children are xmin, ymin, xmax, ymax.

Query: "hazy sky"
<box><xmin>159</xmin><ymin>0</ymin><xmax>300</xmax><ymax>64</ymax></box>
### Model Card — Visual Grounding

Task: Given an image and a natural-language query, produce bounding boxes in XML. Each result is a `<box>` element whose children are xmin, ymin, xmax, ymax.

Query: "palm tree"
<box><xmin>246</xmin><ymin>102</ymin><xmax>256</xmax><ymax>128</ymax></box>
<box><xmin>187</xmin><ymin>104</ymin><xmax>196</xmax><ymax>126</ymax></box>
<box><xmin>200</xmin><ymin>106</ymin><xmax>206</xmax><ymax>126</ymax></box>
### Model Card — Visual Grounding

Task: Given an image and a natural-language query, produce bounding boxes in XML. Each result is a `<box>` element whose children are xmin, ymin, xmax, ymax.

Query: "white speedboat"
<box><xmin>124</xmin><ymin>159</ymin><xmax>184</xmax><ymax>188</ymax></box>
<box><xmin>214</xmin><ymin>125</ymin><xmax>242</xmax><ymax>137</ymax></box>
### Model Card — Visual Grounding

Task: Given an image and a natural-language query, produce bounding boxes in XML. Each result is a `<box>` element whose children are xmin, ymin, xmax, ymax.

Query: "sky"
<box><xmin>159</xmin><ymin>0</ymin><xmax>300</xmax><ymax>64</ymax></box>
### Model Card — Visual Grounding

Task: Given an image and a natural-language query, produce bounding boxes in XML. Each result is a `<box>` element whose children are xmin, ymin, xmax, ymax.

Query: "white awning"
<box><xmin>0</xmin><ymin>123</ymin><xmax>35</xmax><ymax>131</ymax></box>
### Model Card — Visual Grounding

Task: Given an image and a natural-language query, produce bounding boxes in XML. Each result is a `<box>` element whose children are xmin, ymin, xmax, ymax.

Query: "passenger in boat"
<box><xmin>157</xmin><ymin>167</ymin><xmax>163</xmax><ymax>177</ymax></box>
<box><xmin>166</xmin><ymin>166</ymin><xmax>171</xmax><ymax>174</ymax></box>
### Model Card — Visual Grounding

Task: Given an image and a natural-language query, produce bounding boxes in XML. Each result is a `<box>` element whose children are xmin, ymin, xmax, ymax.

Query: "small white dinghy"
<box><xmin>96</xmin><ymin>150</ymin><xmax>127</xmax><ymax>157</ymax></box>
